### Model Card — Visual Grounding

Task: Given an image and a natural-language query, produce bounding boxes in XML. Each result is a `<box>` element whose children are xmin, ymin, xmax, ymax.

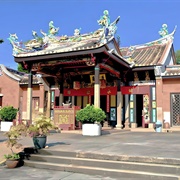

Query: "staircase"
<box><xmin>24</xmin><ymin>149</ymin><xmax>180</xmax><ymax>180</ymax></box>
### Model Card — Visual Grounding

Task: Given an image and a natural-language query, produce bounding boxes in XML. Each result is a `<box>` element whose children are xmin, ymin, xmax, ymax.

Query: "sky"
<box><xmin>0</xmin><ymin>0</ymin><xmax>180</xmax><ymax>70</ymax></box>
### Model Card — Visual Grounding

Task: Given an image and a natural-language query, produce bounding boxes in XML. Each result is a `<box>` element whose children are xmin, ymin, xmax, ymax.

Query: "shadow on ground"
<box><xmin>0</xmin><ymin>139</ymin><xmax>6</xmax><ymax>143</ymax></box>
<box><xmin>47</xmin><ymin>142</ymin><xmax>71</xmax><ymax>147</ymax></box>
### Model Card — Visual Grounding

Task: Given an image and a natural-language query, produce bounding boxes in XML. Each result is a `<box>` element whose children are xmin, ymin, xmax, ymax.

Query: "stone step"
<box><xmin>24</xmin><ymin>160</ymin><xmax>180</xmax><ymax>180</ymax></box>
<box><xmin>28</xmin><ymin>154</ymin><xmax>180</xmax><ymax>175</ymax></box>
<box><xmin>38</xmin><ymin>149</ymin><xmax>180</xmax><ymax>165</ymax></box>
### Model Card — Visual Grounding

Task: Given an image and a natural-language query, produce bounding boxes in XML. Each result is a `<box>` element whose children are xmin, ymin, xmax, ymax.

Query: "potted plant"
<box><xmin>27</xmin><ymin>113</ymin><xmax>55</xmax><ymax>149</ymax></box>
<box><xmin>4</xmin><ymin>124</ymin><xmax>26</xmax><ymax>168</ymax></box>
<box><xmin>0</xmin><ymin>106</ymin><xmax>18</xmax><ymax>131</ymax></box>
<box><xmin>76</xmin><ymin>104</ymin><xmax>106</xmax><ymax>136</ymax></box>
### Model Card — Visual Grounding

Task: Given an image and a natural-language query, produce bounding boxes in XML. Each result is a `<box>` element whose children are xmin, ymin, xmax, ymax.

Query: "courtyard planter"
<box><xmin>76</xmin><ymin>104</ymin><xmax>106</xmax><ymax>136</ymax></box>
<box><xmin>0</xmin><ymin>106</ymin><xmax>18</xmax><ymax>131</ymax></box>
<box><xmin>33</xmin><ymin>136</ymin><xmax>47</xmax><ymax>149</ymax></box>
<box><xmin>0</xmin><ymin>121</ymin><xmax>13</xmax><ymax>131</ymax></box>
<box><xmin>82</xmin><ymin>123</ymin><xmax>102</xmax><ymax>136</ymax></box>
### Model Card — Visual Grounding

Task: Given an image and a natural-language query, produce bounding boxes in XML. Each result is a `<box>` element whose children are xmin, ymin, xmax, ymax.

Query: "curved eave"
<box><xmin>132</xmin><ymin>65</ymin><xmax>155</xmax><ymax>71</ymax></box>
<box><xmin>0</xmin><ymin>64</ymin><xmax>21</xmax><ymax>81</ymax></box>
<box><xmin>14</xmin><ymin>45</ymin><xmax>107</xmax><ymax>63</ymax></box>
<box><xmin>104</xmin><ymin>51</ymin><xmax>130</xmax><ymax>68</ymax></box>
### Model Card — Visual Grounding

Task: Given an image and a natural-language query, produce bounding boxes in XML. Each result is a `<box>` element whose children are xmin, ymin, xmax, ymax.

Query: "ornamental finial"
<box><xmin>159</xmin><ymin>24</ymin><xmax>168</xmax><ymax>37</ymax></box>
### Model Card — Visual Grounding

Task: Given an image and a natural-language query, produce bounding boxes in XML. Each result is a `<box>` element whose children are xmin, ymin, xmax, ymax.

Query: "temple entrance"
<box><xmin>136</xmin><ymin>95</ymin><xmax>143</xmax><ymax>127</ymax></box>
<box><xmin>100</xmin><ymin>95</ymin><xmax>106</xmax><ymax>112</ymax></box>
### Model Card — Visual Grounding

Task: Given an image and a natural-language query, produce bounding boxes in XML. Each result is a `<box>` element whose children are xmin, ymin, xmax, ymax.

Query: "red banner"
<box><xmin>64</xmin><ymin>87</ymin><xmax>117</xmax><ymax>96</ymax></box>
<box><xmin>121</xmin><ymin>86</ymin><xmax>150</xmax><ymax>95</ymax></box>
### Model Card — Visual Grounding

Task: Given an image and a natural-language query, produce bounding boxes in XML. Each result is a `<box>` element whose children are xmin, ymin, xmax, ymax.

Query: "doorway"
<box><xmin>100</xmin><ymin>95</ymin><xmax>106</xmax><ymax>113</ymax></box>
<box><xmin>136</xmin><ymin>95</ymin><xmax>143</xmax><ymax>127</ymax></box>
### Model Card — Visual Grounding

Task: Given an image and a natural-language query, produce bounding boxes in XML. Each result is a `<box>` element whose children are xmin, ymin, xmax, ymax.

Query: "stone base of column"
<box><xmin>124</xmin><ymin>121</ymin><xmax>130</xmax><ymax>129</ymax></box>
<box><xmin>103</xmin><ymin>121</ymin><xmax>109</xmax><ymax>127</ymax></box>
<box><xmin>148</xmin><ymin>123</ymin><xmax>155</xmax><ymax>129</ymax></box>
<box><xmin>131</xmin><ymin>123</ymin><xmax>137</xmax><ymax>128</ymax></box>
<box><xmin>115</xmin><ymin>124</ymin><xmax>122</xmax><ymax>129</ymax></box>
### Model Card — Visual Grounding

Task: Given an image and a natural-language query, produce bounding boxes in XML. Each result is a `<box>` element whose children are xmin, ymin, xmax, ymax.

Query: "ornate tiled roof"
<box><xmin>8</xmin><ymin>12</ymin><xmax>177</xmax><ymax>71</ymax></box>
<box><xmin>19</xmin><ymin>75</ymin><xmax>43</xmax><ymax>85</ymax></box>
<box><xmin>8</xmin><ymin>10</ymin><xmax>121</xmax><ymax>58</ymax></box>
<box><xmin>0</xmin><ymin>64</ymin><xmax>43</xmax><ymax>84</ymax></box>
<box><xmin>120</xmin><ymin>26</ymin><xmax>177</xmax><ymax>67</ymax></box>
<box><xmin>121</xmin><ymin>44</ymin><xmax>167</xmax><ymax>66</ymax></box>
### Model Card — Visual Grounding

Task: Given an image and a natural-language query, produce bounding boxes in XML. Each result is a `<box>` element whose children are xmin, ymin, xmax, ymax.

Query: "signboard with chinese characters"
<box><xmin>54</xmin><ymin>106</ymin><xmax>80</xmax><ymax>130</ymax></box>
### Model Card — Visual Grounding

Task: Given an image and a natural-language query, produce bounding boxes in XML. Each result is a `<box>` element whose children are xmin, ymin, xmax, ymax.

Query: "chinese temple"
<box><xmin>8</xmin><ymin>10</ymin><xmax>179</xmax><ymax>131</ymax></box>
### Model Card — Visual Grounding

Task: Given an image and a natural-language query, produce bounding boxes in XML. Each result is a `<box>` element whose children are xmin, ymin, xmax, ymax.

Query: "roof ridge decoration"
<box><xmin>121</xmin><ymin>24</ymin><xmax>177</xmax><ymax>64</ymax></box>
<box><xmin>97</xmin><ymin>10</ymin><xmax>120</xmax><ymax>43</ymax></box>
<box><xmin>122</xmin><ymin>24</ymin><xmax>177</xmax><ymax>51</ymax></box>
<box><xmin>158</xmin><ymin>24</ymin><xmax>169</xmax><ymax>37</ymax></box>
<box><xmin>8</xmin><ymin>10</ymin><xmax>120</xmax><ymax>57</ymax></box>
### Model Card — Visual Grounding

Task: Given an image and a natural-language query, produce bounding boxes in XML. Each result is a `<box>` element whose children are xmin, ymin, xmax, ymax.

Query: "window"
<box><xmin>33</xmin><ymin>97</ymin><xmax>39</xmax><ymax>111</ymax></box>
<box><xmin>0</xmin><ymin>96</ymin><xmax>2</xmax><ymax>107</ymax></box>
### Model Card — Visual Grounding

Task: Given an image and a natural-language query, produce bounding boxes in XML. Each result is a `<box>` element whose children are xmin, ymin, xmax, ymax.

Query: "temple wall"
<box><xmin>162</xmin><ymin>78</ymin><xmax>180</xmax><ymax>125</ymax></box>
<box><xmin>0</xmin><ymin>72</ymin><xmax>20</xmax><ymax>109</ymax></box>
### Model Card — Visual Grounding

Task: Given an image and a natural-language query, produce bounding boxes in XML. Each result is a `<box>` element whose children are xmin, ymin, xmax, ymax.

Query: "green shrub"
<box><xmin>4</xmin><ymin>123</ymin><xmax>27</xmax><ymax>159</ymax></box>
<box><xmin>76</xmin><ymin>104</ymin><xmax>106</xmax><ymax>124</ymax></box>
<box><xmin>0</xmin><ymin>106</ymin><xmax>18</xmax><ymax>122</ymax></box>
<box><xmin>4</xmin><ymin>153</ymin><xmax>20</xmax><ymax>160</ymax></box>
<box><xmin>27</xmin><ymin>113</ymin><xmax>55</xmax><ymax>137</ymax></box>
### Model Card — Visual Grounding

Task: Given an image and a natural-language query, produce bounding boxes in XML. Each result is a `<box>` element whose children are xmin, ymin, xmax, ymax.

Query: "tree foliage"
<box><xmin>175</xmin><ymin>50</ymin><xmax>180</xmax><ymax>64</ymax></box>
<box><xmin>17</xmin><ymin>63</ymin><xmax>28</xmax><ymax>73</ymax></box>
<box><xmin>76</xmin><ymin>104</ymin><xmax>106</xmax><ymax>123</ymax></box>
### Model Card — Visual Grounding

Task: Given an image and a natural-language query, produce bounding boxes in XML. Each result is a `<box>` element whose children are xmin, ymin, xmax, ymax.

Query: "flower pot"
<box><xmin>33</xmin><ymin>136</ymin><xmax>47</xmax><ymax>149</ymax></box>
<box><xmin>82</xmin><ymin>124</ymin><xmax>102</xmax><ymax>136</ymax></box>
<box><xmin>5</xmin><ymin>159</ymin><xmax>19</xmax><ymax>168</ymax></box>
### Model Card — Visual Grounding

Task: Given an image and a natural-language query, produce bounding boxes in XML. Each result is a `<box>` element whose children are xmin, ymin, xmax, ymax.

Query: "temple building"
<box><xmin>7</xmin><ymin>10</ymin><xmax>180</xmax><ymax>131</ymax></box>
<box><xmin>0</xmin><ymin>64</ymin><xmax>48</xmax><ymax>124</ymax></box>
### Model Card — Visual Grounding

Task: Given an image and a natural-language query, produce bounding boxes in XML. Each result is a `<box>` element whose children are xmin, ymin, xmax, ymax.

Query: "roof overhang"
<box><xmin>14</xmin><ymin>46</ymin><xmax>108</xmax><ymax>63</ymax></box>
<box><xmin>132</xmin><ymin>66</ymin><xmax>155</xmax><ymax>71</ymax></box>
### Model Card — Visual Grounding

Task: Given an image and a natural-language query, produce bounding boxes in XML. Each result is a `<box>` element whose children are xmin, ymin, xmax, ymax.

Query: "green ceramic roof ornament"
<box><xmin>98</xmin><ymin>10</ymin><xmax>120</xmax><ymax>43</ymax></box>
<box><xmin>8</xmin><ymin>33</ymin><xmax>22</xmax><ymax>55</ymax></box>
<box><xmin>98</xmin><ymin>10</ymin><xmax>110</xmax><ymax>28</ymax></box>
<box><xmin>48</xmin><ymin>21</ymin><xmax>59</xmax><ymax>36</ymax></box>
<box><xmin>159</xmin><ymin>24</ymin><xmax>168</xmax><ymax>37</ymax></box>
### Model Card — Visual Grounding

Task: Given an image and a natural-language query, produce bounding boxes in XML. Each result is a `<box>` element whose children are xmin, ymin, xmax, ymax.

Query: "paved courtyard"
<box><xmin>1</xmin><ymin>129</ymin><xmax>180</xmax><ymax>179</ymax></box>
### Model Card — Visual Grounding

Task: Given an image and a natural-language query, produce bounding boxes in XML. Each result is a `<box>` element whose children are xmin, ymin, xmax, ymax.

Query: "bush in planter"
<box><xmin>0</xmin><ymin>106</ymin><xmax>18</xmax><ymax>121</ymax></box>
<box><xmin>27</xmin><ymin>113</ymin><xmax>57</xmax><ymax>149</ymax></box>
<box><xmin>4</xmin><ymin>123</ymin><xmax>27</xmax><ymax>168</ymax></box>
<box><xmin>76</xmin><ymin>104</ymin><xmax>106</xmax><ymax>124</ymax></box>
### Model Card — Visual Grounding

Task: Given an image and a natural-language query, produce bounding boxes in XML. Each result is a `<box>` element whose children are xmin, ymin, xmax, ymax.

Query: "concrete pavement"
<box><xmin>1</xmin><ymin>129</ymin><xmax>180</xmax><ymax>179</ymax></box>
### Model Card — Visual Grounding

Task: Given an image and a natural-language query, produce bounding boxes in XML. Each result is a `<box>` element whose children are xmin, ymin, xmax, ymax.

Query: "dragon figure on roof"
<box><xmin>98</xmin><ymin>10</ymin><xmax>120</xmax><ymax>43</ymax></box>
<box><xmin>8</xmin><ymin>10</ymin><xmax>121</xmax><ymax>56</ymax></box>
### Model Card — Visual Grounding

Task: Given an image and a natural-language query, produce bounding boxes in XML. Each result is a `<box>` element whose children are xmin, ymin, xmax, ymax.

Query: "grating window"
<box><xmin>171</xmin><ymin>94</ymin><xmax>180</xmax><ymax>126</ymax></box>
